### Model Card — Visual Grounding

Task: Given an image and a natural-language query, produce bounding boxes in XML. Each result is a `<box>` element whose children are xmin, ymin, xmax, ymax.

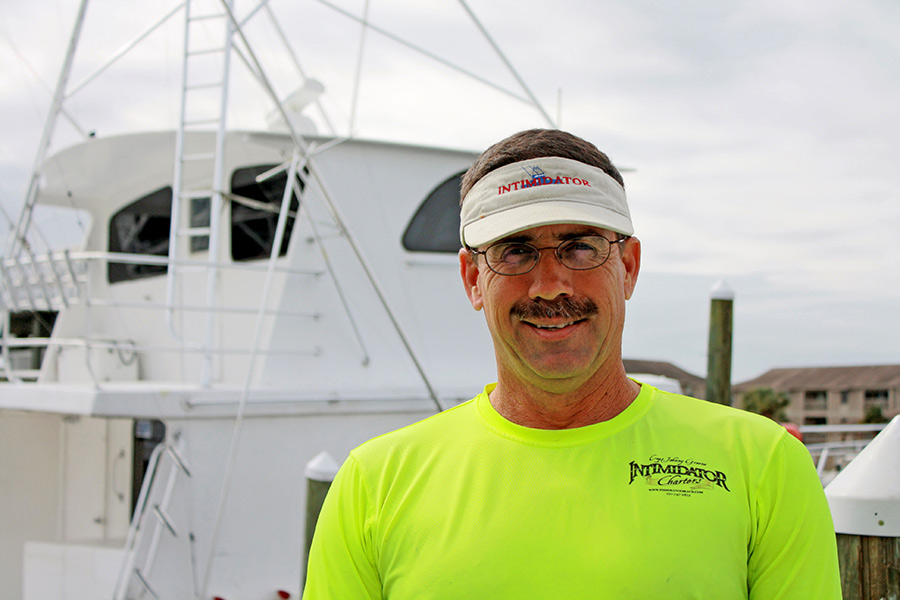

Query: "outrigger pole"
<box><xmin>5</xmin><ymin>0</ymin><xmax>91</xmax><ymax>259</ymax></box>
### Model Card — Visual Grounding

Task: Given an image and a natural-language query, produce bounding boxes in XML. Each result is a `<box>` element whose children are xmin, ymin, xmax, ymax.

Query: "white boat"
<box><xmin>0</xmin><ymin>2</ymin><xmax>554</xmax><ymax>598</ymax></box>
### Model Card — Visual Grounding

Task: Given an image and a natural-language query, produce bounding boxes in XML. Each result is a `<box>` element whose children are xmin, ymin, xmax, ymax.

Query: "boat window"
<box><xmin>132</xmin><ymin>419</ymin><xmax>166</xmax><ymax>515</ymax></box>
<box><xmin>190</xmin><ymin>196</ymin><xmax>210</xmax><ymax>252</ymax></box>
<box><xmin>402</xmin><ymin>171</ymin><xmax>464</xmax><ymax>253</ymax></box>
<box><xmin>4</xmin><ymin>310</ymin><xmax>57</xmax><ymax>375</ymax></box>
<box><xmin>231</xmin><ymin>165</ymin><xmax>304</xmax><ymax>262</ymax></box>
<box><xmin>108</xmin><ymin>187</ymin><xmax>172</xmax><ymax>284</ymax></box>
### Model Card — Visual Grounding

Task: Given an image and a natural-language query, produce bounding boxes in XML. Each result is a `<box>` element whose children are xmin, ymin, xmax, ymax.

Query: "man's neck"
<box><xmin>489</xmin><ymin>364</ymin><xmax>640</xmax><ymax>430</ymax></box>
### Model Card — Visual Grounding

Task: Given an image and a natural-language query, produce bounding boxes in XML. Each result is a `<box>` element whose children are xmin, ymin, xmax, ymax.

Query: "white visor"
<box><xmin>460</xmin><ymin>156</ymin><xmax>632</xmax><ymax>248</ymax></box>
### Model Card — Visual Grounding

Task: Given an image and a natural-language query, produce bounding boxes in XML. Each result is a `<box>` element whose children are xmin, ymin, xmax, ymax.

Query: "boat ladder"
<box><xmin>114</xmin><ymin>436</ymin><xmax>195</xmax><ymax>600</ymax></box>
<box><xmin>166</xmin><ymin>0</ymin><xmax>236</xmax><ymax>386</ymax></box>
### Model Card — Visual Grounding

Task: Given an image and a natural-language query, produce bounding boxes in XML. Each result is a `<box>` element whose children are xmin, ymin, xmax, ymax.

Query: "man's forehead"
<box><xmin>498</xmin><ymin>223</ymin><xmax>610</xmax><ymax>243</ymax></box>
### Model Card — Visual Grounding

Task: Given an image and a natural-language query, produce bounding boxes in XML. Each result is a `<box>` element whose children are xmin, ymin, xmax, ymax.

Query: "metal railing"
<box><xmin>801</xmin><ymin>423</ymin><xmax>888</xmax><ymax>483</ymax></box>
<box><xmin>0</xmin><ymin>249</ymin><xmax>85</xmax><ymax>312</ymax></box>
<box><xmin>1</xmin><ymin>249</ymin><xmax>321</xmax><ymax>309</ymax></box>
<box><xmin>0</xmin><ymin>250</ymin><xmax>324</xmax><ymax>386</ymax></box>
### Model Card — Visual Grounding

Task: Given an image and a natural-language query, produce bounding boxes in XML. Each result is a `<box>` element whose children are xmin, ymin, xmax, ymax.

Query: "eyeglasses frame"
<box><xmin>468</xmin><ymin>235</ymin><xmax>630</xmax><ymax>276</ymax></box>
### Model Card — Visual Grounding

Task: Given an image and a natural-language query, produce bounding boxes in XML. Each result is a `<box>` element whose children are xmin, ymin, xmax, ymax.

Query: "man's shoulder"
<box><xmin>646</xmin><ymin>385</ymin><xmax>791</xmax><ymax>446</ymax></box>
<box><xmin>350</xmin><ymin>396</ymin><xmax>480</xmax><ymax>459</ymax></box>
<box><xmin>635</xmin><ymin>386</ymin><xmax>807</xmax><ymax>491</ymax></box>
<box><xmin>653</xmin><ymin>386</ymin><xmax>779</xmax><ymax>423</ymax></box>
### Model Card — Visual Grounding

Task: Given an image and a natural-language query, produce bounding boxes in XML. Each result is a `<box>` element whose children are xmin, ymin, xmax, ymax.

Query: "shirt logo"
<box><xmin>629</xmin><ymin>454</ymin><xmax>730</xmax><ymax>497</ymax></box>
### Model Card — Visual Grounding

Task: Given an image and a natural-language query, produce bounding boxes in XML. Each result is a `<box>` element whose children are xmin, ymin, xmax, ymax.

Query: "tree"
<box><xmin>861</xmin><ymin>405</ymin><xmax>889</xmax><ymax>424</ymax></box>
<box><xmin>742</xmin><ymin>387</ymin><xmax>791</xmax><ymax>422</ymax></box>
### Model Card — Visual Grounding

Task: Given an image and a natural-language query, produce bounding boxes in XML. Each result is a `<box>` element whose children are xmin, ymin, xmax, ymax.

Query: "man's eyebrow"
<box><xmin>497</xmin><ymin>234</ymin><xmax>531</xmax><ymax>244</ymax></box>
<box><xmin>557</xmin><ymin>228</ymin><xmax>603</xmax><ymax>241</ymax></box>
<box><xmin>497</xmin><ymin>228</ymin><xmax>604</xmax><ymax>244</ymax></box>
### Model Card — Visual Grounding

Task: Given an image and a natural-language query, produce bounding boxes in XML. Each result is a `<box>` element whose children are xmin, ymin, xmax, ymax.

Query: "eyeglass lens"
<box><xmin>484</xmin><ymin>236</ymin><xmax>613</xmax><ymax>275</ymax></box>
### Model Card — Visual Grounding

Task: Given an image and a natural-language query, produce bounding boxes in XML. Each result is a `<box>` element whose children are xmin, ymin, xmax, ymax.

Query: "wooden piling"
<box><xmin>826</xmin><ymin>417</ymin><xmax>900</xmax><ymax>599</ymax></box>
<box><xmin>705</xmin><ymin>280</ymin><xmax>734</xmax><ymax>405</ymax></box>
<box><xmin>837</xmin><ymin>533</ymin><xmax>900</xmax><ymax>600</ymax></box>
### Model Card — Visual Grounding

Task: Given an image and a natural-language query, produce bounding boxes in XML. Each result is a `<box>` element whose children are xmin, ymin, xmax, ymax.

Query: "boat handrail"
<box><xmin>0</xmin><ymin>249</ymin><xmax>324</xmax><ymax>313</ymax></box>
<box><xmin>0</xmin><ymin>247</ymin><xmax>332</xmax><ymax>385</ymax></box>
<box><xmin>801</xmin><ymin>425</ymin><xmax>885</xmax><ymax>482</ymax></box>
<box><xmin>1</xmin><ymin>249</ymin><xmax>324</xmax><ymax>276</ymax></box>
<box><xmin>1</xmin><ymin>336</ymin><xmax>321</xmax><ymax>356</ymax></box>
<box><xmin>799</xmin><ymin>423</ymin><xmax>888</xmax><ymax>434</ymax></box>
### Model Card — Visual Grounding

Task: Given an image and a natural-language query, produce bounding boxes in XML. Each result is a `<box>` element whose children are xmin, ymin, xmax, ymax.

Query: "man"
<box><xmin>303</xmin><ymin>129</ymin><xmax>842</xmax><ymax>599</ymax></box>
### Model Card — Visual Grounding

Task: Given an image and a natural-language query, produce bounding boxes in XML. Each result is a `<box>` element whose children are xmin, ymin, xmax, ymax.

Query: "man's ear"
<box><xmin>621</xmin><ymin>237</ymin><xmax>641</xmax><ymax>300</ymax></box>
<box><xmin>459</xmin><ymin>248</ymin><xmax>484</xmax><ymax>311</ymax></box>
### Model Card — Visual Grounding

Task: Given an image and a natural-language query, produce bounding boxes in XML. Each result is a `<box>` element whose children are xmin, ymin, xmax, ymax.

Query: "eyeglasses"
<box><xmin>470</xmin><ymin>235</ymin><xmax>629</xmax><ymax>276</ymax></box>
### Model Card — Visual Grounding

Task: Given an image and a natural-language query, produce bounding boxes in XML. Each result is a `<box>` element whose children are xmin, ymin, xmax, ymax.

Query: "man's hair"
<box><xmin>459</xmin><ymin>129</ymin><xmax>624</xmax><ymax>203</ymax></box>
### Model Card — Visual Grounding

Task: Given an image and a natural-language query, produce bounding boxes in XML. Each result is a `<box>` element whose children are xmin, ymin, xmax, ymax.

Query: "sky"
<box><xmin>1</xmin><ymin>0</ymin><xmax>898</xmax><ymax>382</ymax></box>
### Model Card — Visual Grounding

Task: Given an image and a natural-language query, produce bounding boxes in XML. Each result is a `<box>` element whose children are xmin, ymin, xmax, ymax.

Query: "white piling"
<box><xmin>302</xmin><ymin>452</ymin><xmax>340</xmax><ymax>586</ymax></box>
<box><xmin>825</xmin><ymin>415</ymin><xmax>900</xmax><ymax>599</ymax></box>
<box><xmin>826</xmin><ymin>415</ymin><xmax>900</xmax><ymax>537</ymax></box>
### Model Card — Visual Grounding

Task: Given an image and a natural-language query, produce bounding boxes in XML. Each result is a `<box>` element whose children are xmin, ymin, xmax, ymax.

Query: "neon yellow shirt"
<box><xmin>304</xmin><ymin>383</ymin><xmax>841</xmax><ymax>599</ymax></box>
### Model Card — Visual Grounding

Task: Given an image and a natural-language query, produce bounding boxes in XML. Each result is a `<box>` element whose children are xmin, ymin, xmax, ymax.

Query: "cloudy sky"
<box><xmin>1</xmin><ymin>0</ymin><xmax>898</xmax><ymax>381</ymax></box>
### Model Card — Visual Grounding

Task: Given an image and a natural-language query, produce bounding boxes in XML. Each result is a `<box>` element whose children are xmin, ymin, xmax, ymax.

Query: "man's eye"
<box><xmin>563</xmin><ymin>240</ymin><xmax>599</xmax><ymax>253</ymax></box>
<box><xmin>505</xmin><ymin>245</ymin><xmax>531</xmax><ymax>255</ymax></box>
<box><xmin>566</xmin><ymin>241</ymin><xmax>596</xmax><ymax>251</ymax></box>
<box><xmin>498</xmin><ymin>244</ymin><xmax>533</xmax><ymax>261</ymax></box>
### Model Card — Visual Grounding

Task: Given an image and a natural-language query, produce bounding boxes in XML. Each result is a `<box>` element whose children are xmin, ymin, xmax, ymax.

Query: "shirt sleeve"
<box><xmin>302</xmin><ymin>454</ymin><xmax>382</xmax><ymax>599</ymax></box>
<box><xmin>748</xmin><ymin>431</ymin><xmax>842</xmax><ymax>599</ymax></box>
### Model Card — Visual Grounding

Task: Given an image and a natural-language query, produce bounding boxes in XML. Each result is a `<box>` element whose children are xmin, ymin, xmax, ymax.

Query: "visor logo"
<box><xmin>496</xmin><ymin>164</ymin><xmax>593</xmax><ymax>195</ymax></box>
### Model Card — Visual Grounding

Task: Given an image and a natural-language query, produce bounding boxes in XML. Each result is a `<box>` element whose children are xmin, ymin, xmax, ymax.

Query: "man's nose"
<box><xmin>528</xmin><ymin>248</ymin><xmax>574</xmax><ymax>301</ymax></box>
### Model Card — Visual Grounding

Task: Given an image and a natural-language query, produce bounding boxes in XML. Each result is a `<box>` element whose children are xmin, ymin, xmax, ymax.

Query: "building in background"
<box><xmin>734</xmin><ymin>365</ymin><xmax>900</xmax><ymax>426</ymax></box>
<box><xmin>624</xmin><ymin>359</ymin><xmax>706</xmax><ymax>400</ymax></box>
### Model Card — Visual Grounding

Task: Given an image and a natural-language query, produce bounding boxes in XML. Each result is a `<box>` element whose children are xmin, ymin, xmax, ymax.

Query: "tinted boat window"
<box><xmin>190</xmin><ymin>196</ymin><xmax>210</xmax><ymax>252</ymax></box>
<box><xmin>108</xmin><ymin>187</ymin><xmax>171</xmax><ymax>284</ymax></box>
<box><xmin>402</xmin><ymin>171</ymin><xmax>464</xmax><ymax>253</ymax></box>
<box><xmin>231</xmin><ymin>165</ymin><xmax>303</xmax><ymax>262</ymax></box>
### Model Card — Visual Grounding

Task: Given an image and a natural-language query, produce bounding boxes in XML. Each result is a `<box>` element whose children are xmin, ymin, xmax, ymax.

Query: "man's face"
<box><xmin>459</xmin><ymin>223</ymin><xmax>641</xmax><ymax>393</ymax></box>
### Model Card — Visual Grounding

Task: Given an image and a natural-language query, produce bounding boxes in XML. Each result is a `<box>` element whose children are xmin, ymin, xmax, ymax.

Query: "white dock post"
<box><xmin>302</xmin><ymin>452</ymin><xmax>340</xmax><ymax>584</ymax></box>
<box><xmin>825</xmin><ymin>415</ymin><xmax>900</xmax><ymax>599</ymax></box>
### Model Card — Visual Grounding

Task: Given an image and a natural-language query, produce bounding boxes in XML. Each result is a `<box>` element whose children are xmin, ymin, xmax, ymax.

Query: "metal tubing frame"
<box><xmin>311</xmin><ymin>0</ymin><xmax>554</xmax><ymax>123</ymax></box>
<box><xmin>164</xmin><ymin>0</ymin><xmax>193</xmax><ymax>349</ymax></box>
<box><xmin>348</xmin><ymin>0</ymin><xmax>371</xmax><ymax>135</ymax></box>
<box><xmin>200</xmin><ymin>0</ymin><xmax>237</xmax><ymax>387</ymax></box>
<box><xmin>262</xmin><ymin>4</ymin><xmax>338</xmax><ymax>135</ymax></box>
<box><xmin>291</xmin><ymin>175</ymin><xmax>370</xmax><ymax>365</ymax></box>
<box><xmin>199</xmin><ymin>145</ymin><xmax>302</xmax><ymax>598</ymax></box>
<box><xmin>65</xmin><ymin>3</ymin><xmax>187</xmax><ymax>99</ymax></box>
<box><xmin>213</xmin><ymin>0</ymin><xmax>443</xmax><ymax>413</ymax></box>
<box><xmin>6</xmin><ymin>0</ymin><xmax>91</xmax><ymax>258</ymax></box>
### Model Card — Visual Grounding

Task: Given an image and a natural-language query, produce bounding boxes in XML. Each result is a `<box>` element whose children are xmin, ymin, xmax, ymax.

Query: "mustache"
<box><xmin>511</xmin><ymin>297</ymin><xmax>598</xmax><ymax>321</ymax></box>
